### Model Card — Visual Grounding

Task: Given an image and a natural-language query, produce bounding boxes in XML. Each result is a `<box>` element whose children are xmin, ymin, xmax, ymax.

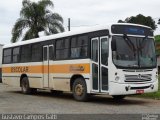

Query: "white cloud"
<box><xmin>54</xmin><ymin>0</ymin><xmax>160</xmax><ymax>26</ymax></box>
<box><xmin>0</xmin><ymin>0</ymin><xmax>160</xmax><ymax>44</ymax></box>
<box><xmin>0</xmin><ymin>0</ymin><xmax>22</xmax><ymax>44</ymax></box>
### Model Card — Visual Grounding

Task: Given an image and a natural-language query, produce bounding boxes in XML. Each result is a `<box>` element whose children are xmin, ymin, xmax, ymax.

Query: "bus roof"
<box><xmin>3</xmin><ymin>23</ymin><xmax>152</xmax><ymax>48</ymax></box>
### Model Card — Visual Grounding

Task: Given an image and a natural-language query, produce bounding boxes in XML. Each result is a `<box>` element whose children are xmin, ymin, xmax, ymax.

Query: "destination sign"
<box><xmin>111</xmin><ymin>25</ymin><xmax>153</xmax><ymax>36</ymax></box>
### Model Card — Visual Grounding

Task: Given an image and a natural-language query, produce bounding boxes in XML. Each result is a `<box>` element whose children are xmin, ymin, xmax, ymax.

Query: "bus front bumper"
<box><xmin>109</xmin><ymin>81</ymin><xmax>158</xmax><ymax>95</ymax></box>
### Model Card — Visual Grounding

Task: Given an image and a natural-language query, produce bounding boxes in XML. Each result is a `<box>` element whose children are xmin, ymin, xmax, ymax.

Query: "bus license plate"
<box><xmin>136</xmin><ymin>90</ymin><xmax>144</xmax><ymax>94</ymax></box>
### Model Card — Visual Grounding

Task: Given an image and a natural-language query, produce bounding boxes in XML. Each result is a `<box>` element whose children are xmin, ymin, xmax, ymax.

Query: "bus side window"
<box><xmin>13</xmin><ymin>47</ymin><xmax>20</xmax><ymax>63</ymax></box>
<box><xmin>31</xmin><ymin>43</ymin><xmax>42</xmax><ymax>62</ymax></box>
<box><xmin>20</xmin><ymin>45</ymin><xmax>31</xmax><ymax>62</ymax></box>
<box><xmin>56</xmin><ymin>38</ymin><xmax>70</xmax><ymax>60</ymax></box>
<box><xmin>3</xmin><ymin>49</ymin><xmax>12</xmax><ymax>64</ymax></box>
<box><xmin>71</xmin><ymin>35</ymin><xmax>88</xmax><ymax>58</ymax></box>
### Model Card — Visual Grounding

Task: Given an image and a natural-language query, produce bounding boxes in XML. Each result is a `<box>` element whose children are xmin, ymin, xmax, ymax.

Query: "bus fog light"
<box><xmin>115</xmin><ymin>76</ymin><xmax>120</xmax><ymax>81</ymax></box>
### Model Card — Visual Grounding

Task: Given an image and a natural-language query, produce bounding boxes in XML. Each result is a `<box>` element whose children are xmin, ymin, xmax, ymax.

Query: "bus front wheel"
<box><xmin>72</xmin><ymin>78</ymin><xmax>88</xmax><ymax>101</ymax></box>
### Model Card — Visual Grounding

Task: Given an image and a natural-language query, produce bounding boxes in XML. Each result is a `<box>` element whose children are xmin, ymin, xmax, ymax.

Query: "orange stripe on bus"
<box><xmin>2</xmin><ymin>63</ymin><xmax>90</xmax><ymax>74</ymax></box>
<box><xmin>2</xmin><ymin>66</ymin><xmax>43</xmax><ymax>73</ymax></box>
<box><xmin>50</xmin><ymin>63</ymin><xmax>90</xmax><ymax>73</ymax></box>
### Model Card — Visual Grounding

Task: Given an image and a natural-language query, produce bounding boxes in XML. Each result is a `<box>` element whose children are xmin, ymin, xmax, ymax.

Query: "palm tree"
<box><xmin>11</xmin><ymin>0</ymin><xmax>64</xmax><ymax>43</ymax></box>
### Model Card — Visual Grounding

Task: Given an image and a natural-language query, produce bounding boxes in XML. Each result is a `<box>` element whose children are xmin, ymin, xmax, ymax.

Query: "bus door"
<box><xmin>43</xmin><ymin>45</ymin><xmax>54</xmax><ymax>88</ymax></box>
<box><xmin>91</xmin><ymin>36</ymin><xmax>109</xmax><ymax>92</ymax></box>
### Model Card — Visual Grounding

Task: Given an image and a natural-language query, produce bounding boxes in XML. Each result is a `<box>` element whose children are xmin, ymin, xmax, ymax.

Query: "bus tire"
<box><xmin>72</xmin><ymin>78</ymin><xmax>88</xmax><ymax>101</ymax></box>
<box><xmin>21</xmin><ymin>77</ymin><xmax>31</xmax><ymax>94</ymax></box>
<box><xmin>112</xmin><ymin>95</ymin><xmax>125</xmax><ymax>100</ymax></box>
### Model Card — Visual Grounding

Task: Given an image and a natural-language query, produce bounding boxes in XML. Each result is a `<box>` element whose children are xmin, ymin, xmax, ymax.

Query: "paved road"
<box><xmin>0</xmin><ymin>83</ymin><xmax>160</xmax><ymax>119</ymax></box>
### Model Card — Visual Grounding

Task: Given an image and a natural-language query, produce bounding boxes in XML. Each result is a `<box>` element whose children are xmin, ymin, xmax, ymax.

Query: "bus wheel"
<box><xmin>112</xmin><ymin>95</ymin><xmax>125</xmax><ymax>100</ymax></box>
<box><xmin>72</xmin><ymin>78</ymin><xmax>88</xmax><ymax>101</ymax></box>
<box><xmin>21</xmin><ymin>77</ymin><xmax>31</xmax><ymax>94</ymax></box>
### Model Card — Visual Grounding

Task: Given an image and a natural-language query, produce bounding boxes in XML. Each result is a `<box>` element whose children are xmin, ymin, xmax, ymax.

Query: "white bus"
<box><xmin>2</xmin><ymin>23</ymin><xmax>158</xmax><ymax>101</ymax></box>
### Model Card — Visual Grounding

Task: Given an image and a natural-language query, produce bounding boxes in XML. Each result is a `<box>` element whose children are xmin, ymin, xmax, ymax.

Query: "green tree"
<box><xmin>11</xmin><ymin>0</ymin><xmax>64</xmax><ymax>43</ymax></box>
<box><xmin>117</xmin><ymin>20</ymin><xmax>125</xmax><ymax>23</ymax></box>
<box><xmin>118</xmin><ymin>14</ymin><xmax>157</xmax><ymax>30</ymax></box>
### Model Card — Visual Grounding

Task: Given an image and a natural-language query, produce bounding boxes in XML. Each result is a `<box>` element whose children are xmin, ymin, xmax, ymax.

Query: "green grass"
<box><xmin>133</xmin><ymin>76</ymin><xmax>160</xmax><ymax>100</ymax></box>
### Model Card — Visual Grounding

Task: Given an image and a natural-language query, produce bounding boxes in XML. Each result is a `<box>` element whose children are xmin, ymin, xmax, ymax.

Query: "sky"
<box><xmin>0</xmin><ymin>0</ymin><xmax>160</xmax><ymax>45</ymax></box>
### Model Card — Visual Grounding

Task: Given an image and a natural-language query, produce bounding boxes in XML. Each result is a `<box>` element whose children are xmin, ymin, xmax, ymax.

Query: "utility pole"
<box><xmin>68</xmin><ymin>18</ymin><xmax>71</xmax><ymax>31</ymax></box>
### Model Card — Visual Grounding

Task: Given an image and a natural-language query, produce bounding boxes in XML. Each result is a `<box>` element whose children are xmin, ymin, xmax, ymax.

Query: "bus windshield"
<box><xmin>112</xmin><ymin>36</ymin><xmax>156</xmax><ymax>68</ymax></box>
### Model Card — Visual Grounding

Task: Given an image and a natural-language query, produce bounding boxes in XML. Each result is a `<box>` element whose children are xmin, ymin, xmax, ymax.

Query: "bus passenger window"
<box><xmin>13</xmin><ymin>47</ymin><xmax>20</xmax><ymax>63</ymax></box>
<box><xmin>3</xmin><ymin>49</ymin><xmax>12</xmax><ymax>64</ymax></box>
<box><xmin>21</xmin><ymin>45</ymin><xmax>31</xmax><ymax>62</ymax></box>
<box><xmin>71</xmin><ymin>35</ymin><xmax>88</xmax><ymax>58</ymax></box>
<box><xmin>31</xmin><ymin>44</ymin><xmax>42</xmax><ymax>62</ymax></box>
<box><xmin>71</xmin><ymin>48</ymin><xmax>80</xmax><ymax>58</ymax></box>
<box><xmin>56</xmin><ymin>38</ymin><xmax>70</xmax><ymax>59</ymax></box>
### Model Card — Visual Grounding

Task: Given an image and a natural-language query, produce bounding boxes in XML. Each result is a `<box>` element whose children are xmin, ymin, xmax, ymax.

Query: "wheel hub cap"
<box><xmin>75</xmin><ymin>84</ymin><xmax>84</xmax><ymax>96</ymax></box>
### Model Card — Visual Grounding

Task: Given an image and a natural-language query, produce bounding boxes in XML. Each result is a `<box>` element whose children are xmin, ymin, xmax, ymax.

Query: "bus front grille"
<box><xmin>125</xmin><ymin>74</ymin><xmax>152</xmax><ymax>82</ymax></box>
<box><xmin>123</xmin><ymin>69</ymin><xmax>152</xmax><ymax>72</ymax></box>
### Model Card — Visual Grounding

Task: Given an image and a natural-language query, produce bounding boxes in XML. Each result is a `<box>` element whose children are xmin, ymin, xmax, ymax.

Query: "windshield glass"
<box><xmin>112</xmin><ymin>36</ymin><xmax>156</xmax><ymax>68</ymax></box>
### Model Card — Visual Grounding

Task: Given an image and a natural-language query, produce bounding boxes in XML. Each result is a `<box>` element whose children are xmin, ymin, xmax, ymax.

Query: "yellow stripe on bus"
<box><xmin>2</xmin><ymin>63</ymin><xmax>90</xmax><ymax>74</ymax></box>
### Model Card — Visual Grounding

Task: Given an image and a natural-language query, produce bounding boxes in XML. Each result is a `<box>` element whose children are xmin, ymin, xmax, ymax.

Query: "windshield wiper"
<box><xmin>139</xmin><ymin>36</ymin><xmax>148</xmax><ymax>50</ymax></box>
<box><xmin>123</xmin><ymin>34</ymin><xmax>136</xmax><ymax>56</ymax></box>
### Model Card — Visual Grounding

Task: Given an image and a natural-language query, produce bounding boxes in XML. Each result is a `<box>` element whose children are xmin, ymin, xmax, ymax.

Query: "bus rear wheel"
<box><xmin>21</xmin><ymin>77</ymin><xmax>31</xmax><ymax>94</ymax></box>
<box><xmin>72</xmin><ymin>78</ymin><xmax>88</xmax><ymax>101</ymax></box>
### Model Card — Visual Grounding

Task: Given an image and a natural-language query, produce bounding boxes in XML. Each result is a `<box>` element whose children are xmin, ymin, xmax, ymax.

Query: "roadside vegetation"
<box><xmin>118</xmin><ymin>14</ymin><xmax>157</xmax><ymax>30</ymax></box>
<box><xmin>155</xmin><ymin>35</ymin><xmax>160</xmax><ymax>55</ymax></box>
